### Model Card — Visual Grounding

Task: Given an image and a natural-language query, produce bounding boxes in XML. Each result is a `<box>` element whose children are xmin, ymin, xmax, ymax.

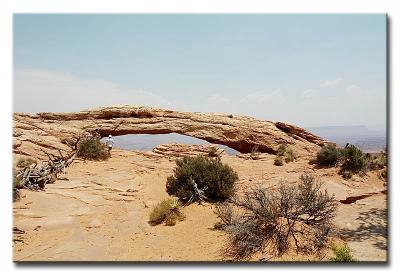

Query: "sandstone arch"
<box><xmin>13</xmin><ymin>106</ymin><xmax>326</xmax><ymax>159</ymax></box>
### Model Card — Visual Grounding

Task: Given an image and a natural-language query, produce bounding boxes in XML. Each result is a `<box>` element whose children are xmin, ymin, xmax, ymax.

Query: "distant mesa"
<box><xmin>13</xmin><ymin>105</ymin><xmax>327</xmax><ymax>159</ymax></box>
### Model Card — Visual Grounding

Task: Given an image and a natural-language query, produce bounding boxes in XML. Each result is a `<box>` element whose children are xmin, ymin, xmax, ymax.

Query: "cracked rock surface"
<box><xmin>13</xmin><ymin>147</ymin><xmax>387</xmax><ymax>261</ymax></box>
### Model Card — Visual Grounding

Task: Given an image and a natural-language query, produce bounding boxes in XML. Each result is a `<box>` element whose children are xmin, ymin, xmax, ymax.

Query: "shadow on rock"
<box><xmin>339</xmin><ymin>207</ymin><xmax>387</xmax><ymax>251</ymax></box>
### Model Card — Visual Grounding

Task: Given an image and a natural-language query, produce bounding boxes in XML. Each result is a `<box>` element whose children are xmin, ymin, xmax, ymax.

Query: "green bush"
<box><xmin>77</xmin><ymin>137</ymin><xmax>110</xmax><ymax>160</ymax></box>
<box><xmin>166</xmin><ymin>155</ymin><xmax>238</xmax><ymax>203</ymax></box>
<box><xmin>340</xmin><ymin>144</ymin><xmax>366</xmax><ymax>174</ymax></box>
<box><xmin>329</xmin><ymin>243</ymin><xmax>355</xmax><ymax>262</ymax></box>
<box><xmin>149</xmin><ymin>198</ymin><xmax>185</xmax><ymax>226</ymax></box>
<box><xmin>316</xmin><ymin>144</ymin><xmax>341</xmax><ymax>166</ymax></box>
<box><xmin>16</xmin><ymin>158</ymin><xmax>37</xmax><ymax>168</ymax></box>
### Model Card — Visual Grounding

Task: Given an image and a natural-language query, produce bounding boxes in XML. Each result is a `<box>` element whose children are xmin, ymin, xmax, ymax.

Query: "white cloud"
<box><xmin>14</xmin><ymin>68</ymin><xmax>181</xmax><ymax>113</ymax></box>
<box><xmin>346</xmin><ymin>84</ymin><xmax>362</xmax><ymax>96</ymax></box>
<box><xmin>320</xmin><ymin>78</ymin><xmax>342</xmax><ymax>88</ymax></box>
<box><xmin>238</xmin><ymin>90</ymin><xmax>283</xmax><ymax>104</ymax></box>
<box><xmin>206</xmin><ymin>94</ymin><xmax>231</xmax><ymax>105</ymax></box>
<box><xmin>302</xmin><ymin>89</ymin><xmax>321</xmax><ymax>99</ymax></box>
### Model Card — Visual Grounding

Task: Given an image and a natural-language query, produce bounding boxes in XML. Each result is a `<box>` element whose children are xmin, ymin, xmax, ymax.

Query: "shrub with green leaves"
<box><xmin>329</xmin><ymin>243</ymin><xmax>355</xmax><ymax>262</ymax></box>
<box><xmin>316</xmin><ymin>144</ymin><xmax>341</xmax><ymax>166</ymax></box>
<box><xmin>77</xmin><ymin>136</ymin><xmax>110</xmax><ymax>160</ymax></box>
<box><xmin>166</xmin><ymin>155</ymin><xmax>238</xmax><ymax>203</ymax></box>
<box><xmin>149</xmin><ymin>198</ymin><xmax>185</xmax><ymax>226</ymax></box>
<box><xmin>340</xmin><ymin>144</ymin><xmax>366</xmax><ymax>174</ymax></box>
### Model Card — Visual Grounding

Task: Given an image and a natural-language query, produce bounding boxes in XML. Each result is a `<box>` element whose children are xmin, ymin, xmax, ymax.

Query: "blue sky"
<box><xmin>13</xmin><ymin>14</ymin><xmax>386</xmax><ymax>127</ymax></box>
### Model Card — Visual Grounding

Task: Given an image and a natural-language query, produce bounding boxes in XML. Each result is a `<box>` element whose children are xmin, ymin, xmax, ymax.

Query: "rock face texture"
<box><xmin>13</xmin><ymin>105</ymin><xmax>326</xmax><ymax>159</ymax></box>
<box><xmin>152</xmin><ymin>143</ymin><xmax>224</xmax><ymax>158</ymax></box>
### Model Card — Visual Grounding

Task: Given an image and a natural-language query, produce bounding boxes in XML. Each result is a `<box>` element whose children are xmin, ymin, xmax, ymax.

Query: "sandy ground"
<box><xmin>13</xmin><ymin>149</ymin><xmax>387</xmax><ymax>262</ymax></box>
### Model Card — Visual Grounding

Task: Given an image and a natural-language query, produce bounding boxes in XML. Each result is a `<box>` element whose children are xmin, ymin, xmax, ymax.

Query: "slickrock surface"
<box><xmin>13</xmin><ymin>106</ymin><xmax>326</xmax><ymax>160</ymax></box>
<box><xmin>12</xmin><ymin>107</ymin><xmax>386</xmax><ymax>262</ymax></box>
<box><xmin>13</xmin><ymin>147</ymin><xmax>387</xmax><ymax>262</ymax></box>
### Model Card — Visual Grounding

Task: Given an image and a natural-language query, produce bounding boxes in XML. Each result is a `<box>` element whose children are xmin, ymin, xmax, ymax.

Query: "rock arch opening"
<box><xmin>101</xmin><ymin>133</ymin><xmax>240</xmax><ymax>156</ymax></box>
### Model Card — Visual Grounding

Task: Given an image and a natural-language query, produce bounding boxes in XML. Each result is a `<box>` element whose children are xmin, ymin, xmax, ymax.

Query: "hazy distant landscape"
<box><xmin>108</xmin><ymin>125</ymin><xmax>386</xmax><ymax>154</ymax></box>
<box><xmin>306</xmin><ymin>125</ymin><xmax>386</xmax><ymax>153</ymax></box>
<box><xmin>106</xmin><ymin>133</ymin><xmax>240</xmax><ymax>155</ymax></box>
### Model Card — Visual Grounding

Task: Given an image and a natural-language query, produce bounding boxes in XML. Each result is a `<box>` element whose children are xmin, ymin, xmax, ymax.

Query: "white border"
<box><xmin>1</xmin><ymin>1</ymin><xmax>399</xmax><ymax>274</ymax></box>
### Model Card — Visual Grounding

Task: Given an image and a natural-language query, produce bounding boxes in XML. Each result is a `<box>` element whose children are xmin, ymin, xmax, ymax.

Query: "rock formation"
<box><xmin>13</xmin><ymin>105</ymin><xmax>327</xmax><ymax>159</ymax></box>
<box><xmin>152</xmin><ymin>143</ymin><xmax>224</xmax><ymax>158</ymax></box>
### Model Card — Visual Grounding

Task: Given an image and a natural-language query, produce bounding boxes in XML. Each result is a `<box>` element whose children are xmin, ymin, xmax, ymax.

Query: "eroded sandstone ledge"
<box><xmin>13</xmin><ymin>105</ymin><xmax>327</xmax><ymax>159</ymax></box>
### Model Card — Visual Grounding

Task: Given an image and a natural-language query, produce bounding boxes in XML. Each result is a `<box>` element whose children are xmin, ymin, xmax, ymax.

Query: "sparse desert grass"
<box><xmin>77</xmin><ymin>136</ymin><xmax>110</xmax><ymax>160</ymax></box>
<box><xmin>329</xmin><ymin>243</ymin><xmax>356</xmax><ymax>262</ymax></box>
<box><xmin>215</xmin><ymin>174</ymin><xmax>337</xmax><ymax>260</ymax></box>
<box><xmin>149</xmin><ymin>198</ymin><xmax>185</xmax><ymax>226</ymax></box>
<box><xmin>166</xmin><ymin>155</ymin><xmax>238</xmax><ymax>203</ymax></box>
<box><xmin>274</xmin><ymin>144</ymin><xmax>295</xmax><ymax>165</ymax></box>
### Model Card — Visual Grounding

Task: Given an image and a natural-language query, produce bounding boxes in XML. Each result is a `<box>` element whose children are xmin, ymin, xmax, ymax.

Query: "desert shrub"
<box><xmin>215</xmin><ymin>174</ymin><xmax>337</xmax><ymax>260</ymax></box>
<box><xmin>329</xmin><ymin>243</ymin><xmax>355</xmax><ymax>262</ymax></box>
<box><xmin>208</xmin><ymin>146</ymin><xmax>219</xmax><ymax>157</ymax></box>
<box><xmin>316</xmin><ymin>144</ymin><xmax>341</xmax><ymax>166</ymax></box>
<box><xmin>77</xmin><ymin>136</ymin><xmax>109</xmax><ymax>160</ymax></box>
<box><xmin>276</xmin><ymin>144</ymin><xmax>287</xmax><ymax>156</ymax></box>
<box><xmin>166</xmin><ymin>155</ymin><xmax>238</xmax><ymax>203</ymax></box>
<box><xmin>340</xmin><ymin>144</ymin><xmax>366</xmax><ymax>175</ymax></box>
<box><xmin>275</xmin><ymin>144</ymin><xmax>295</xmax><ymax>164</ymax></box>
<box><xmin>149</xmin><ymin>198</ymin><xmax>185</xmax><ymax>226</ymax></box>
<box><xmin>16</xmin><ymin>158</ymin><xmax>37</xmax><ymax>168</ymax></box>
<box><xmin>274</xmin><ymin>156</ymin><xmax>284</xmax><ymax>166</ymax></box>
<box><xmin>367</xmin><ymin>152</ymin><xmax>387</xmax><ymax>171</ymax></box>
<box><xmin>284</xmin><ymin>148</ymin><xmax>295</xmax><ymax>163</ymax></box>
